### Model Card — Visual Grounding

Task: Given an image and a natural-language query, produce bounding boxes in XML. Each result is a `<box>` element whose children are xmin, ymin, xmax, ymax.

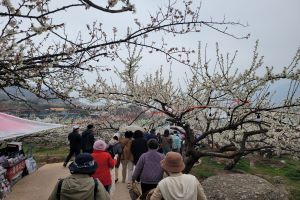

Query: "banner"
<box><xmin>0</xmin><ymin>113</ymin><xmax>62</xmax><ymax>140</ymax></box>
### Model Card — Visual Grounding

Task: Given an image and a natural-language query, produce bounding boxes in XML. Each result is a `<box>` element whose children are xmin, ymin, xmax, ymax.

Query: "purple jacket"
<box><xmin>132</xmin><ymin>150</ymin><xmax>165</xmax><ymax>184</ymax></box>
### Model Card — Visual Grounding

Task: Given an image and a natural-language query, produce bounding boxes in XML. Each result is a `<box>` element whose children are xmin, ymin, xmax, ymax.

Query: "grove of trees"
<box><xmin>82</xmin><ymin>43</ymin><xmax>300</xmax><ymax>172</ymax></box>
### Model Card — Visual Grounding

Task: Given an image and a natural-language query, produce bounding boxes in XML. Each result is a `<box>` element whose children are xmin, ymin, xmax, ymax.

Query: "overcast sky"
<box><xmin>57</xmin><ymin>0</ymin><xmax>300</xmax><ymax>68</ymax></box>
<box><xmin>53</xmin><ymin>0</ymin><xmax>300</xmax><ymax>94</ymax></box>
<box><xmin>198</xmin><ymin>0</ymin><xmax>300</xmax><ymax>70</ymax></box>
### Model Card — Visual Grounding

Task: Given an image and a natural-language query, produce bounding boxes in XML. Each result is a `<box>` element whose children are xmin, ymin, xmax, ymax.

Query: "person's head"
<box><xmin>125</xmin><ymin>131</ymin><xmax>133</xmax><ymax>139</ymax></box>
<box><xmin>69</xmin><ymin>153</ymin><xmax>97</xmax><ymax>176</ymax></box>
<box><xmin>73</xmin><ymin>125</ymin><xmax>80</xmax><ymax>132</ymax></box>
<box><xmin>164</xmin><ymin>129</ymin><xmax>170</xmax><ymax>137</ymax></box>
<box><xmin>87</xmin><ymin>124</ymin><xmax>94</xmax><ymax>130</ymax></box>
<box><xmin>150</xmin><ymin>128</ymin><xmax>156</xmax><ymax>135</ymax></box>
<box><xmin>113</xmin><ymin>135</ymin><xmax>119</xmax><ymax>141</ymax></box>
<box><xmin>147</xmin><ymin>139</ymin><xmax>159</xmax><ymax>149</ymax></box>
<box><xmin>160</xmin><ymin>152</ymin><xmax>185</xmax><ymax>173</ymax></box>
<box><xmin>93</xmin><ymin>139</ymin><xmax>107</xmax><ymax>151</ymax></box>
<box><xmin>133</xmin><ymin>130</ymin><xmax>143</xmax><ymax>139</ymax></box>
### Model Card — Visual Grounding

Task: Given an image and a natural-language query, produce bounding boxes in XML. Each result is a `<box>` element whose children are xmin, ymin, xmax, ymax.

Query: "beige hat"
<box><xmin>160</xmin><ymin>152</ymin><xmax>185</xmax><ymax>173</ymax></box>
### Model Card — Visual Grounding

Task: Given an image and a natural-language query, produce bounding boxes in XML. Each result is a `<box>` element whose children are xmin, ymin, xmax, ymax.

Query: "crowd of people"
<box><xmin>49</xmin><ymin>124</ymin><xmax>207</xmax><ymax>200</ymax></box>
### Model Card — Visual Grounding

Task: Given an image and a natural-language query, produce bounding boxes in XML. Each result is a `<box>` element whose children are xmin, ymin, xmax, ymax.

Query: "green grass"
<box><xmin>191</xmin><ymin>157</ymin><xmax>224</xmax><ymax>180</ymax></box>
<box><xmin>191</xmin><ymin>156</ymin><xmax>300</xmax><ymax>200</ymax></box>
<box><xmin>23</xmin><ymin>143</ymin><xmax>68</xmax><ymax>164</ymax></box>
<box><xmin>249</xmin><ymin>158</ymin><xmax>300</xmax><ymax>200</ymax></box>
<box><xmin>23</xmin><ymin>143</ymin><xmax>68</xmax><ymax>155</ymax></box>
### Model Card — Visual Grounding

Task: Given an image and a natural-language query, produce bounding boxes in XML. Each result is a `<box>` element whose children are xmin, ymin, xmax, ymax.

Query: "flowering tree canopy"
<box><xmin>0</xmin><ymin>0</ymin><xmax>247</xmax><ymax>105</ymax></box>
<box><xmin>82</xmin><ymin>42</ymin><xmax>300</xmax><ymax>171</ymax></box>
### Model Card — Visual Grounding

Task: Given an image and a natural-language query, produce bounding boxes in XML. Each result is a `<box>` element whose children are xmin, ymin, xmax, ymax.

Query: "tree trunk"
<box><xmin>224</xmin><ymin>154</ymin><xmax>242</xmax><ymax>170</ymax></box>
<box><xmin>183</xmin><ymin>154</ymin><xmax>198</xmax><ymax>173</ymax></box>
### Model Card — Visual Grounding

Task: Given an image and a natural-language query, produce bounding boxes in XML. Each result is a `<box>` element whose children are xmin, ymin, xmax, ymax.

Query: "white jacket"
<box><xmin>151</xmin><ymin>173</ymin><xmax>207</xmax><ymax>200</ymax></box>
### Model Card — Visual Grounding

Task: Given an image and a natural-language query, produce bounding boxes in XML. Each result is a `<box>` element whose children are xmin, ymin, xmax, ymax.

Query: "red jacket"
<box><xmin>92</xmin><ymin>150</ymin><xmax>116</xmax><ymax>186</ymax></box>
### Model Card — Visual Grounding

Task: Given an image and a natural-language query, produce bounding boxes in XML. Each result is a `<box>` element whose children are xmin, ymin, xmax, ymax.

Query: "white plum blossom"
<box><xmin>80</xmin><ymin>43</ymin><xmax>300</xmax><ymax>170</ymax></box>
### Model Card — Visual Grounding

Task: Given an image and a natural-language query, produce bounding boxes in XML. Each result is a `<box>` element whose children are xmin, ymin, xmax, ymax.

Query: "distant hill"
<box><xmin>0</xmin><ymin>87</ymin><xmax>81</xmax><ymax>110</ymax></box>
<box><xmin>0</xmin><ymin>87</ymin><xmax>62</xmax><ymax>102</ymax></box>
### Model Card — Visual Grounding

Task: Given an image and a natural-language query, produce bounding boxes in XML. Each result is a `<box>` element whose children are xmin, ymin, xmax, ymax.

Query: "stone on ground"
<box><xmin>202</xmin><ymin>174</ymin><xmax>289</xmax><ymax>200</ymax></box>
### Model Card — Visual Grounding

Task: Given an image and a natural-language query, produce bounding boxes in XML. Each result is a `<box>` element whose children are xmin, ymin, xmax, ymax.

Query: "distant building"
<box><xmin>49</xmin><ymin>108</ymin><xmax>65</xmax><ymax>111</ymax></box>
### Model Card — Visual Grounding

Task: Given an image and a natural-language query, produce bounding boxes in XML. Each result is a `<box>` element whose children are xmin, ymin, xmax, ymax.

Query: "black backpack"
<box><xmin>56</xmin><ymin>178</ymin><xmax>98</xmax><ymax>200</ymax></box>
<box><xmin>106</xmin><ymin>144</ymin><xmax>115</xmax><ymax>158</ymax></box>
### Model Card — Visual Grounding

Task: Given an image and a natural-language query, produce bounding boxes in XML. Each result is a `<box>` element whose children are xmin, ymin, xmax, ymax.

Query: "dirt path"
<box><xmin>6</xmin><ymin>163</ymin><xmax>131</xmax><ymax>200</ymax></box>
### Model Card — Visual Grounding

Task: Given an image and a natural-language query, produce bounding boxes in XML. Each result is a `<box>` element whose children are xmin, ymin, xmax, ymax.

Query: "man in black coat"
<box><xmin>145</xmin><ymin>128</ymin><xmax>158</xmax><ymax>141</ymax></box>
<box><xmin>63</xmin><ymin>125</ymin><xmax>81</xmax><ymax>167</ymax></box>
<box><xmin>81</xmin><ymin>124</ymin><xmax>96</xmax><ymax>153</ymax></box>
<box><xmin>131</xmin><ymin>130</ymin><xmax>148</xmax><ymax>165</ymax></box>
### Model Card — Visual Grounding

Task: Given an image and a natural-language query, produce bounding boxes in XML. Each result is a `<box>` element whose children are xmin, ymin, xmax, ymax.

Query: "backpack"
<box><xmin>56</xmin><ymin>178</ymin><xmax>98</xmax><ymax>200</ymax></box>
<box><xmin>107</xmin><ymin>142</ymin><xmax>122</xmax><ymax>159</ymax></box>
<box><xmin>106</xmin><ymin>144</ymin><xmax>115</xmax><ymax>158</ymax></box>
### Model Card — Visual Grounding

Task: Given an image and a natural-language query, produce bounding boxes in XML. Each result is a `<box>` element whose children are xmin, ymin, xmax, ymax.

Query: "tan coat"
<box><xmin>120</xmin><ymin>137</ymin><xmax>134</xmax><ymax>161</ymax></box>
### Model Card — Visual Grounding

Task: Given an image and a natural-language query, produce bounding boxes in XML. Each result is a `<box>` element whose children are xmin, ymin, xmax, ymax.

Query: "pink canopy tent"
<box><xmin>0</xmin><ymin>112</ymin><xmax>62</xmax><ymax>140</ymax></box>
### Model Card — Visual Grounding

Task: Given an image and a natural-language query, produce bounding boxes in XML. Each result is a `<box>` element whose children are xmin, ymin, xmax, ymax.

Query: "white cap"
<box><xmin>73</xmin><ymin>125</ymin><xmax>80</xmax><ymax>130</ymax></box>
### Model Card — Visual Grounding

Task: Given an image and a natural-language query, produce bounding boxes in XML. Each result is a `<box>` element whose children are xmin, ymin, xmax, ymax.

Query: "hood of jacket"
<box><xmin>108</xmin><ymin>139</ymin><xmax>119</xmax><ymax>146</ymax></box>
<box><xmin>60</xmin><ymin>174</ymin><xmax>96</xmax><ymax>200</ymax></box>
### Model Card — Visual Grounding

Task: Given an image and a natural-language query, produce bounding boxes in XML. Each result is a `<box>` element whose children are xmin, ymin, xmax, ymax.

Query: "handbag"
<box><xmin>129</xmin><ymin>182</ymin><xmax>141</xmax><ymax>200</ymax></box>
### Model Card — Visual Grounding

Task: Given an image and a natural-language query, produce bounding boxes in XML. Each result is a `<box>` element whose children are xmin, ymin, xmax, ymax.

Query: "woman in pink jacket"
<box><xmin>92</xmin><ymin>139</ymin><xmax>116</xmax><ymax>192</ymax></box>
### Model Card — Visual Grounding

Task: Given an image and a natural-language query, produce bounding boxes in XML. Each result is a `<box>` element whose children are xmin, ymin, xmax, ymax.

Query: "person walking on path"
<box><xmin>160</xmin><ymin>129</ymin><xmax>172</xmax><ymax>155</ymax></box>
<box><xmin>63</xmin><ymin>125</ymin><xmax>81</xmax><ymax>167</ymax></box>
<box><xmin>91</xmin><ymin>140</ymin><xmax>116</xmax><ymax>192</ymax></box>
<box><xmin>156</xmin><ymin>132</ymin><xmax>163</xmax><ymax>154</ymax></box>
<box><xmin>49</xmin><ymin>153</ymin><xmax>110</xmax><ymax>200</ymax></box>
<box><xmin>132</xmin><ymin>139</ymin><xmax>165</xmax><ymax>198</ymax></box>
<box><xmin>107</xmin><ymin>134</ymin><xmax>123</xmax><ymax>183</ymax></box>
<box><xmin>171</xmin><ymin>131</ymin><xmax>182</xmax><ymax>153</ymax></box>
<box><xmin>144</xmin><ymin>129</ymin><xmax>158</xmax><ymax>141</ymax></box>
<box><xmin>119</xmin><ymin>131</ymin><xmax>134</xmax><ymax>184</ymax></box>
<box><xmin>150</xmin><ymin>152</ymin><xmax>207</xmax><ymax>200</ymax></box>
<box><xmin>143</xmin><ymin>128</ymin><xmax>149</xmax><ymax>140</ymax></box>
<box><xmin>81</xmin><ymin>124</ymin><xmax>96</xmax><ymax>153</ymax></box>
<box><xmin>131</xmin><ymin>130</ymin><xmax>148</xmax><ymax>166</ymax></box>
<box><xmin>107</xmin><ymin>134</ymin><xmax>123</xmax><ymax>159</ymax></box>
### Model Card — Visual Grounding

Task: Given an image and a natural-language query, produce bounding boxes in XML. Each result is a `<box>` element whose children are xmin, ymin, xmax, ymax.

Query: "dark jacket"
<box><xmin>131</xmin><ymin>137</ymin><xmax>148</xmax><ymax>165</ymax></box>
<box><xmin>145</xmin><ymin>133</ymin><xmax>158</xmax><ymax>142</ymax></box>
<box><xmin>81</xmin><ymin>129</ymin><xmax>95</xmax><ymax>153</ymax></box>
<box><xmin>107</xmin><ymin>139</ymin><xmax>123</xmax><ymax>158</ymax></box>
<box><xmin>68</xmin><ymin>131</ymin><xmax>81</xmax><ymax>151</ymax></box>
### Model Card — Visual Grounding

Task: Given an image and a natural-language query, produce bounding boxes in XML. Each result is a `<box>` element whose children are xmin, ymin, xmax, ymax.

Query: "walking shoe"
<box><xmin>63</xmin><ymin>163</ymin><xmax>67</xmax><ymax>167</ymax></box>
<box><xmin>115</xmin><ymin>178</ymin><xmax>118</xmax><ymax>183</ymax></box>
